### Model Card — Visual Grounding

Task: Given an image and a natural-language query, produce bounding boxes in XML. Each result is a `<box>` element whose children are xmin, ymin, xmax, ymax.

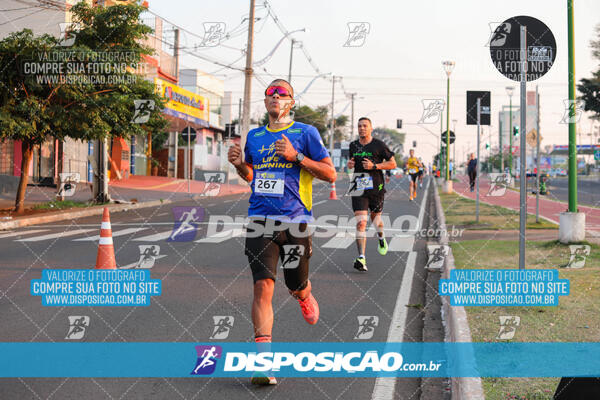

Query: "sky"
<box><xmin>149</xmin><ymin>0</ymin><xmax>600</xmax><ymax>163</ymax></box>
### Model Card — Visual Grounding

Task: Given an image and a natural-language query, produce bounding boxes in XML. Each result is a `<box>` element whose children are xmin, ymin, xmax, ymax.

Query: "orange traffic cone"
<box><xmin>95</xmin><ymin>207</ymin><xmax>117</xmax><ymax>269</ymax></box>
<box><xmin>329</xmin><ymin>182</ymin><xmax>338</xmax><ymax>200</ymax></box>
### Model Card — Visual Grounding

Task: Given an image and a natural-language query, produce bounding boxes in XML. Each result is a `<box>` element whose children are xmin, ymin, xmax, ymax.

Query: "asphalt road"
<box><xmin>545</xmin><ymin>176</ymin><xmax>600</xmax><ymax>208</ymax></box>
<box><xmin>0</xmin><ymin>175</ymin><xmax>442</xmax><ymax>400</ymax></box>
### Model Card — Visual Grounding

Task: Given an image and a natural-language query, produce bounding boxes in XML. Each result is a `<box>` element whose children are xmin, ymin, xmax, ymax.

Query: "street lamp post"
<box><xmin>452</xmin><ymin>118</ymin><xmax>457</xmax><ymax>168</ymax></box>
<box><xmin>559</xmin><ymin>0</ymin><xmax>585</xmax><ymax>243</ymax></box>
<box><xmin>506</xmin><ymin>86</ymin><xmax>514</xmax><ymax>176</ymax></box>
<box><xmin>442</xmin><ymin>60</ymin><xmax>455</xmax><ymax>193</ymax></box>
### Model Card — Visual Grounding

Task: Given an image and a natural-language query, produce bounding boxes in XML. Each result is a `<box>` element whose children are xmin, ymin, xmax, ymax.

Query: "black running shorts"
<box><xmin>351</xmin><ymin>192</ymin><xmax>385</xmax><ymax>213</ymax></box>
<box><xmin>409</xmin><ymin>173</ymin><xmax>419</xmax><ymax>182</ymax></box>
<box><xmin>244</xmin><ymin>218</ymin><xmax>312</xmax><ymax>291</ymax></box>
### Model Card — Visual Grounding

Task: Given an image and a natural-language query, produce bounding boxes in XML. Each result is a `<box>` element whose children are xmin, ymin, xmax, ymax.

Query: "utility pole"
<box><xmin>567</xmin><ymin>0</ymin><xmax>577</xmax><ymax>213</ymax></box>
<box><xmin>350</xmin><ymin>93</ymin><xmax>356</xmax><ymax>141</ymax></box>
<box><xmin>174</xmin><ymin>28</ymin><xmax>180</xmax><ymax>82</ymax></box>
<box><xmin>329</xmin><ymin>76</ymin><xmax>336</xmax><ymax>152</ymax></box>
<box><xmin>536</xmin><ymin>86</ymin><xmax>541</xmax><ymax>223</ymax></box>
<box><xmin>288</xmin><ymin>39</ymin><xmax>295</xmax><ymax>84</ymax></box>
<box><xmin>241</xmin><ymin>0</ymin><xmax>256</xmax><ymax>154</ymax></box>
<box><xmin>499</xmin><ymin>115</ymin><xmax>503</xmax><ymax>172</ymax></box>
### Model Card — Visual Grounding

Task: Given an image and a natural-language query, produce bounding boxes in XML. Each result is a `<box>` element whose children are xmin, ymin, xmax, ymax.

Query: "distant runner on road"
<box><xmin>347</xmin><ymin>117</ymin><xmax>396</xmax><ymax>272</ymax></box>
<box><xmin>406</xmin><ymin>149</ymin><xmax>422</xmax><ymax>201</ymax></box>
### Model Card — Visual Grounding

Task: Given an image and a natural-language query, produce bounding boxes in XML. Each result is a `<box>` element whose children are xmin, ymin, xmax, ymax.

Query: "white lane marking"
<box><xmin>132</xmin><ymin>230</ymin><xmax>173</xmax><ymax>242</ymax></box>
<box><xmin>16</xmin><ymin>229</ymin><xmax>96</xmax><ymax>242</ymax></box>
<box><xmin>371</xmin><ymin>251</ymin><xmax>417</xmax><ymax>400</ymax></box>
<box><xmin>372</xmin><ymin>178</ymin><xmax>429</xmax><ymax>400</ymax></box>
<box><xmin>0</xmin><ymin>229</ymin><xmax>48</xmax><ymax>239</ymax></box>
<box><xmin>73</xmin><ymin>227</ymin><xmax>148</xmax><ymax>242</ymax></box>
<box><xmin>313</xmin><ymin>200</ymin><xmax>327</xmax><ymax>206</ymax></box>
<box><xmin>195</xmin><ymin>228</ymin><xmax>244</xmax><ymax>243</ymax></box>
<box><xmin>322</xmin><ymin>231</ymin><xmax>355</xmax><ymax>249</ymax></box>
<box><xmin>415</xmin><ymin>177</ymin><xmax>431</xmax><ymax>232</ymax></box>
<box><xmin>119</xmin><ymin>255</ymin><xmax>167</xmax><ymax>269</ymax></box>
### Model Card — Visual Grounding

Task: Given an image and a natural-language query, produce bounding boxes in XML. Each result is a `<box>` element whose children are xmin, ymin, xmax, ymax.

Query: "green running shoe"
<box><xmin>353</xmin><ymin>257</ymin><xmax>368</xmax><ymax>272</ymax></box>
<box><xmin>378</xmin><ymin>237</ymin><xmax>388</xmax><ymax>256</ymax></box>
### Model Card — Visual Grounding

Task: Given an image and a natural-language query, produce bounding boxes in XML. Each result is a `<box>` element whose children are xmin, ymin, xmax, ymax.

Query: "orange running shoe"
<box><xmin>297</xmin><ymin>292</ymin><xmax>319</xmax><ymax>325</ymax></box>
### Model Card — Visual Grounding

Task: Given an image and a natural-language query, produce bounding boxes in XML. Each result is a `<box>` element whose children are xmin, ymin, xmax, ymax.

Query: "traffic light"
<box><xmin>513</xmin><ymin>126</ymin><xmax>519</xmax><ymax>137</ymax></box>
<box><xmin>397</xmin><ymin>119</ymin><xmax>403</xmax><ymax>129</ymax></box>
<box><xmin>412</xmin><ymin>140</ymin><xmax>417</xmax><ymax>148</ymax></box>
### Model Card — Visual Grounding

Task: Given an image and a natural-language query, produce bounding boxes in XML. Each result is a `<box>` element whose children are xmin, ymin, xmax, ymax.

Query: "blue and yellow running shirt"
<box><xmin>244</xmin><ymin>121</ymin><xmax>330</xmax><ymax>221</ymax></box>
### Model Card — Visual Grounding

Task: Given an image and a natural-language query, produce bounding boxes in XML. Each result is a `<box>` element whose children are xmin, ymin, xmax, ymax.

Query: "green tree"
<box><xmin>578</xmin><ymin>24</ymin><xmax>600</xmax><ymax>119</ymax></box>
<box><xmin>0</xmin><ymin>1</ymin><xmax>167</xmax><ymax>212</ymax></box>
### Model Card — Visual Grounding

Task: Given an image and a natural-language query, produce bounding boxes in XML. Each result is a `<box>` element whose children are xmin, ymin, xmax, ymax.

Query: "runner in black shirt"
<box><xmin>347</xmin><ymin>117</ymin><xmax>396</xmax><ymax>272</ymax></box>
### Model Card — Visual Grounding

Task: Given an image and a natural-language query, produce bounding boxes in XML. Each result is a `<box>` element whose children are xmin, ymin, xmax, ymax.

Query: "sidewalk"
<box><xmin>0</xmin><ymin>175</ymin><xmax>250</xmax><ymax>229</ymax></box>
<box><xmin>452</xmin><ymin>175</ymin><xmax>600</xmax><ymax>237</ymax></box>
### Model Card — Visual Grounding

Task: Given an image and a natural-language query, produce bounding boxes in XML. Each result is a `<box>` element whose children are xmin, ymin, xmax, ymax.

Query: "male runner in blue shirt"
<box><xmin>228</xmin><ymin>79</ymin><xmax>336</xmax><ymax>385</ymax></box>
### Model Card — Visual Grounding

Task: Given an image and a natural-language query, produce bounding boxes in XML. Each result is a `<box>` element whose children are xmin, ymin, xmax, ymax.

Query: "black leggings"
<box><xmin>468</xmin><ymin>170</ymin><xmax>477</xmax><ymax>189</ymax></box>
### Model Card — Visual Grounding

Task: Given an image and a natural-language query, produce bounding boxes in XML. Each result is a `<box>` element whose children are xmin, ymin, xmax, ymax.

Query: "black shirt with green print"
<box><xmin>349</xmin><ymin>138</ymin><xmax>395</xmax><ymax>196</ymax></box>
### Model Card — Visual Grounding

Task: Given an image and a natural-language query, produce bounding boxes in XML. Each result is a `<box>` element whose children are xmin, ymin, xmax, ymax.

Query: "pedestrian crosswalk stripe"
<box><xmin>388</xmin><ymin>235</ymin><xmax>415</xmax><ymax>252</ymax></box>
<box><xmin>119</xmin><ymin>255</ymin><xmax>167</xmax><ymax>269</ymax></box>
<box><xmin>16</xmin><ymin>229</ymin><xmax>96</xmax><ymax>242</ymax></box>
<box><xmin>195</xmin><ymin>228</ymin><xmax>244</xmax><ymax>243</ymax></box>
<box><xmin>73</xmin><ymin>227</ymin><xmax>149</xmax><ymax>242</ymax></box>
<box><xmin>322</xmin><ymin>231</ymin><xmax>355</xmax><ymax>249</ymax></box>
<box><xmin>0</xmin><ymin>229</ymin><xmax>48</xmax><ymax>239</ymax></box>
<box><xmin>132</xmin><ymin>230</ymin><xmax>173</xmax><ymax>242</ymax></box>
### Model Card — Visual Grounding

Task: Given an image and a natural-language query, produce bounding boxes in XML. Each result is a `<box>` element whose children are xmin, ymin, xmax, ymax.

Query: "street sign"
<box><xmin>595</xmin><ymin>149</ymin><xmax>600</xmax><ymax>161</ymax></box>
<box><xmin>489</xmin><ymin>15</ymin><xmax>556</xmax><ymax>81</ymax></box>
<box><xmin>181</xmin><ymin>127</ymin><xmax>196</xmax><ymax>142</ymax></box>
<box><xmin>526</xmin><ymin>129</ymin><xmax>539</xmax><ymax>147</ymax></box>
<box><xmin>466</xmin><ymin>91</ymin><xmax>491</xmax><ymax>125</ymax></box>
<box><xmin>441</xmin><ymin>130</ymin><xmax>455</xmax><ymax>144</ymax></box>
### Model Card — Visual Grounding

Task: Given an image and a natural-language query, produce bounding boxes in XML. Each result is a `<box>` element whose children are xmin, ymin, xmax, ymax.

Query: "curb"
<box><xmin>0</xmin><ymin>199</ymin><xmax>173</xmax><ymax>231</ymax></box>
<box><xmin>433</xmin><ymin>183</ymin><xmax>485</xmax><ymax>400</ymax></box>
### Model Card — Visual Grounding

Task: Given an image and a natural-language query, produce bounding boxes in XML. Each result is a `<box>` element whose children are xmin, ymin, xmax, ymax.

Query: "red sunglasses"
<box><xmin>265</xmin><ymin>86</ymin><xmax>293</xmax><ymax>98</ymax></box>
